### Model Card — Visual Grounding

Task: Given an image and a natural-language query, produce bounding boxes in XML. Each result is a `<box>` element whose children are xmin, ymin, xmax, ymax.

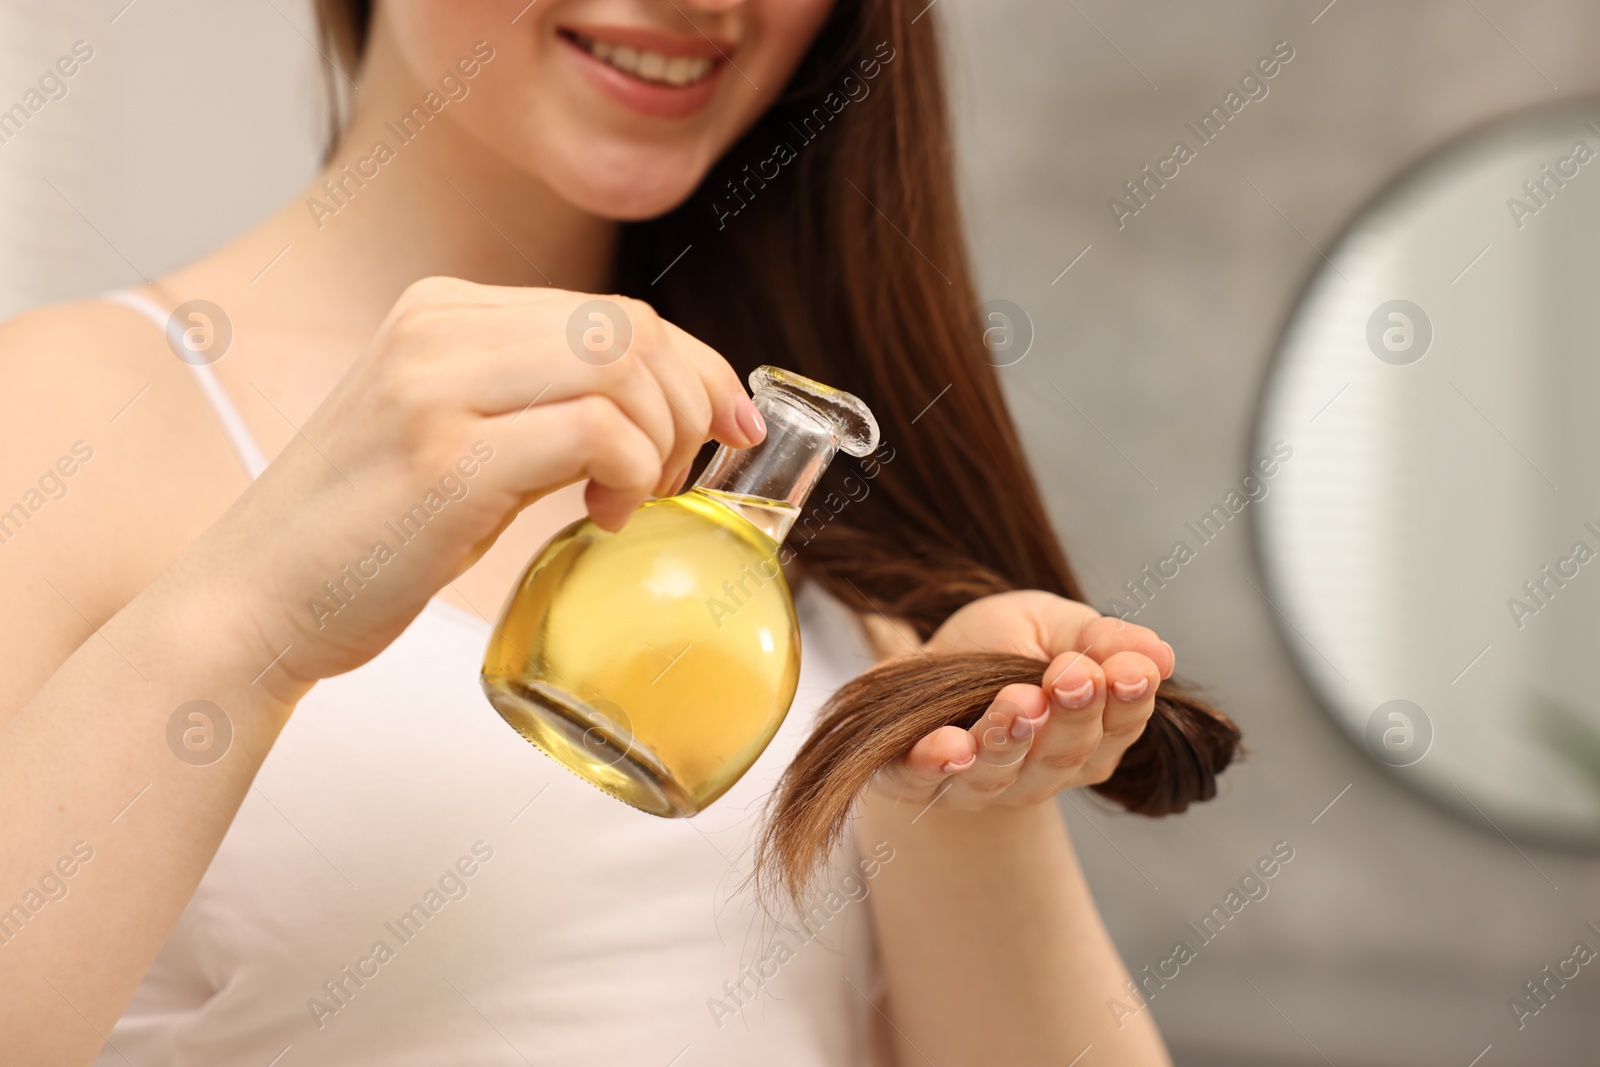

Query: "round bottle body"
<box><xmin>481</xmin><ymin>489</ymin><xmax>800</xmax><ymax>816</ymax></box>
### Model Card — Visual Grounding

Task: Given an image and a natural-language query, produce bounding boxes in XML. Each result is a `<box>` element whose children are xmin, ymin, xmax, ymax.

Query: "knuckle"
<box><xmin>964</xmin><ymin>773</ymin><xmax>1015</xmax><ymax>796</ymax></box>
<box><xmin>374</xmin><ymin>357</ymin><xmax>440</xmax><ymax>423</ymax></box>
<box><xmin>585</xmin><ymin>407</ymin><xmax>661</xmax><ymax>488</ymax></box>
<box><xmin>539</xmin><ymin>285</ymin><xmax>584</xmax><ymax>306</ymax></box>
<box><xmin>704</xmin><ymin>359</ymin><xmax>741</xmax><ymax>402</ymax></box>
<box><xmin>616</xmin><ymin>294</ymin><xmax>658</xmax><ymax>323</ymax></box>
<box><xmin>688</xmin><ymin>390</ymin><xmax>715</xmax><ymax>436</ymax></box>
<box><xmin>392</xmin><ymin>303</ymin><xmax>457</xmax><ymax>345</ymax></box>
<box><xmin>574</xmin><ymin>395</ymin><xmax>624</xmax><ymax>448</ymax></box>
<box><xmin>1083</xmin><ymin>616</ymin><xmax>1116</xmax><ymax>643</ymax></box>
<box><xmin>1082</xmin><ymin>763</ymin><xmax>1117</xmax><ymax>786</ymax></box>
<box><xmin>1090</xmin><ymin>613</ymin><xmax>1133</xmax><ymax>636</ymax></box>
<box><xmin>1105</xmin><ymin>717</ymin><xmax>1153</xmax><ymax>746</ymax></box>
<box><xmin>1040</xmin><ymin>741</ymin><xmax>1099</xmax><ymax>772</ymax></box>
<box><xmin>396</xmin><ymin>274</ymin><xmax>465</xmax><ymax>312</ymax></box>
<box><xmin>620</xmin><ymin>450</ymin><xmax>662</xmax><ymax>491</ymax></box>
<box><xmin>618</xmin><ymin>297</ymin><xmax>664</xmax><ymax>347</ymax></box>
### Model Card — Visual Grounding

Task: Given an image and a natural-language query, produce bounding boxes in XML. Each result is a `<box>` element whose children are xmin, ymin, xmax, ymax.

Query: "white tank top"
<box><xmin>98</xmin><ymin>291</ymin><xmax>882</xmax><ymax>1067</ymax></box>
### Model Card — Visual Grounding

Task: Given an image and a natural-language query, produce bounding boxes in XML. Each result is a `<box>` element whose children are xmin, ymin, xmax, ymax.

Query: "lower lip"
<box><xmin>559</xmin><ymin>34</ymin><xmax>725</xmax><ymax>121</ymax></box>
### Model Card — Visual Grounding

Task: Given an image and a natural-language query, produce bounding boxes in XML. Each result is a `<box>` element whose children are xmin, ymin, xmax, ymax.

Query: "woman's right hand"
<box><xmin>190</xmin><ymin>276</ymin><xmax>763</xmax><ymax>696</ymax></box>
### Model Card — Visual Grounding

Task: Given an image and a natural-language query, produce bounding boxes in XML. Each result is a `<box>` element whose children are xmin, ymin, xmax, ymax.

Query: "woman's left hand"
<box><xmin>868</xmin><ymin>590</ymin><xmax>1175</xmax><ymax>810</ymax></box>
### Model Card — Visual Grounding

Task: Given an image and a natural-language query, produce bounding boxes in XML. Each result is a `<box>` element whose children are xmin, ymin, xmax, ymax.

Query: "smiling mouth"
<box><xmin>560</xmin><ymin>29</ymin><xmax>719</xmax><ymax>88</ymax></box>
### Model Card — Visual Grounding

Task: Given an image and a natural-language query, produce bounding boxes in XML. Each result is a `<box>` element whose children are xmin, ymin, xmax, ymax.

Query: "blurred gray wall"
<box><xmin>940</xmin><ymin>2</ymin><xmax>1600</xmax><ymax>1065</ymax></box>
<box><xmin>5</xmin><ymin>1</ymin><xmax>1600</xmax><ymax>1064</ymax></box>
<box><xmin>0</xmin><ymin>0</ymin><xmax>321</xmax><ymax>316</ymax></box>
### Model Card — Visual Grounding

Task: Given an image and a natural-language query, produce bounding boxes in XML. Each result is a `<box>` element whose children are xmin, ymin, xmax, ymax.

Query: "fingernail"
<box><xmin>1053</xmin><ymin>678</ymin><xmax>1096</xmax><ymax>709</ymax></box>
<box><xmin>1010</xmin><ymin>709</ymin><xmax>1048</xmax><ymax>740</ymax></box>
<box><xmin>735</xmin><ymin>398</ymin><xmax>766</xmax><ymax>443</ymax></box>
<box><xmin>941</xmin><ymin>754</ymin><xmax>976</xmax><ymax>774</ymax></box>
<box><xmin>1111</xmin><ymin>678</ymin><xmax>1150</xmax><ymax>702</ymax></box>
<box><xmin>668</xmin><ymin>464</ymin><xmax>691</xmax><ymax>495</ymax></box>
<box><xmin>1161</xmin><ymin>641</ymin><xmax>1175</xmax><ymax>662</ymax></box>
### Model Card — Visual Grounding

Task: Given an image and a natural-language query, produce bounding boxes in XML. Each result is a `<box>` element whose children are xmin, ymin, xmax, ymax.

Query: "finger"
<box><xmin>453</xmin><ymin>303</ymin><xmax>682</xmax><ymax>471</ymax></box>
<box><xmin>872</xmin><ymin>725</ymin><xmax>974</xmax><ymax>802</ymax></box>
<box><xmin>586</xmin><ymin>480</ymin><xmax>650</xmax><ymax>532</ymax></box>
<box><xmin>659</xmin><ymin>318</ymin><xmax>765</xmax><ymax>449</ymax></box>
<box><xmin>1074</xmin><ymin>650</ymin><xmax>1160</xmax><ymax>786</ymax></box>
<box><xmin>663</xmin><ymin>462</ymin><xmax>693</xmax><ymax>497</ymax></box>
<box><xmin>484</xmin><ymin>396</ymin><xmax>664</xmax><ymax>530</ymax></box>
<box><xmin>1010</xmin><ymin>650</ymin><xmax>1107</xmax><ymax>795</ymax></box>
<box><xmin>1078</xmin><ymin>615</ymin><xmax>1175</xmax><ymax>680</ymax></box>
<box><xmin>1098</xmin><ymin>650</ymin><xmax>1161</xmax><ymax>736</ymax></box>
<box><xmin>628</xmin><ymin>337</ymin><xmax>717</xmax><ymax>496</ymax></box>
<box><xmin>459</xmin><ymin>303</ymin><xmax>758</xmax><ymax>493</ymax></box>
<box><xmin>942</xmin><ymin>685</ymin><xmax>1047</xmax><ymax>808</ymax></box>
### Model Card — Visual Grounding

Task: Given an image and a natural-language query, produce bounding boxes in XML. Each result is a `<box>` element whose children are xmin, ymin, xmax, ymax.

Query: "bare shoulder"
<box><xmin>0</xmin><ymin>297</ymin><xmax>248</xmax><ymax>716</ymax></box>
<box><xmin>0</xmin><ymin>298</ymin><xmax>176</xmax><ymax>432</ymax></box>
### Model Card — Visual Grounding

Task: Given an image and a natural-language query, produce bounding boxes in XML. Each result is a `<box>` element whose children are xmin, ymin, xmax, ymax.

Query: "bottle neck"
<box><xmin>693</xmin><ymin>390</ymin><xmax>841</xmax><ymax>543</ymax></box>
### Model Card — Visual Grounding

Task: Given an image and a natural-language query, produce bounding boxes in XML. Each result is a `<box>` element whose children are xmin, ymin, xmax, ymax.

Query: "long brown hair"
<box><xmin>315</xmin><ymin>0</ymin><xmax>1241</xmax><ymax>902</ymax></box>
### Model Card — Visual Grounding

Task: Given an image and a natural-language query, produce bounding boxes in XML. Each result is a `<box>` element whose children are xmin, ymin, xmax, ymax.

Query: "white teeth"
<box><xmin>575</xmin><ymin>34</ymin><xmax>714</xmax><ymax>87</ymax></box>
<box><xmin>663</xmin><ymin>57</ymin><xmax>696</xmax><ymax>86</ymax></box>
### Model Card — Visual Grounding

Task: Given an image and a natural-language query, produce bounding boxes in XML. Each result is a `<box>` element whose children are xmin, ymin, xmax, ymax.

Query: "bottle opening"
<box><xmin>693</xmin><ymin>366</ymin><xmax>879</xmax><ymax>543</ymax></box>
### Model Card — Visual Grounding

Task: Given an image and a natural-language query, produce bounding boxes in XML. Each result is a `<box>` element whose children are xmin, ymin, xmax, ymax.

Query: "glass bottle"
<box><xmin>480</xmin><ymin>366</ymin><xmax>879</xmax><ymax>817</ymax></box>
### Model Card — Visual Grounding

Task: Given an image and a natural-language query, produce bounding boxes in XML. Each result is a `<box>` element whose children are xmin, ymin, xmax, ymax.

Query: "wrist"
<box><xmin>122</xmin><ymin>549</ymin><xmax>313</xmax><ymax>723</ymax></box>
<box><xmin>860</xmin><ymin>785</ymin><xmax>1068</xmax><ymax>840</ymax></box>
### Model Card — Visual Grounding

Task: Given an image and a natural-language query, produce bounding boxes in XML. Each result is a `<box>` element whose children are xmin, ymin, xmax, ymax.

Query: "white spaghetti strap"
<box><xmin>102</xmin><ymin>289</ymin><xmax>270</xmax><ymax>481</ymax></box>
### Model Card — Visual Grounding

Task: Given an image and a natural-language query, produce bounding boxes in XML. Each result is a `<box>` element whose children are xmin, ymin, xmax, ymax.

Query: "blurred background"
<box><xmin>4</xmin><ymin>0</ymin><xmax>1599</xmax><ymax>1063</ymax></box>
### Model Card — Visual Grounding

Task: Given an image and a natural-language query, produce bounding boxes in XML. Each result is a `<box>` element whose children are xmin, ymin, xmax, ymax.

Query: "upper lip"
<box><xmin>559</xmin><ymin>23</ymin><xmax>733</xmax><ymax>61</ymax></box>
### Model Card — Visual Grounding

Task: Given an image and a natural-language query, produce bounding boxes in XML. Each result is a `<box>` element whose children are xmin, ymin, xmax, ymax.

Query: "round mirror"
<box><xmin>1255</xmin><ymin>98</ymin><xmax>1600</xmax><ymax>848</ymax></box>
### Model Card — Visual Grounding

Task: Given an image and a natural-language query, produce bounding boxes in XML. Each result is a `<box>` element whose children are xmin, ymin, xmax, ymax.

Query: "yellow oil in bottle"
<box><xmin>481</xmin><ymin>365</ymin><xmax>879</xmax><ymax>818</ymax></box>
<box><xmin>481</xmin><ymin>488</ymin><xmax>802</xmax><ymax>817</ymax></box>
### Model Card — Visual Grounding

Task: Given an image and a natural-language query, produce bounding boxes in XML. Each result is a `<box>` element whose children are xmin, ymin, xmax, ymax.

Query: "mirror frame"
<box><xmin>1249</xmin><ymin>95</ymin><xmax>1600</xmax><ymax>852</ymax></box>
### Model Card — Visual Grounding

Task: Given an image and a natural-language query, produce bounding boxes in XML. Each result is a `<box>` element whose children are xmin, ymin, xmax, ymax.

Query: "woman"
<box><xmin>0</xmin><ymin>1</ymin><xmax>1187</xmax><ymax>1063</ymax></box>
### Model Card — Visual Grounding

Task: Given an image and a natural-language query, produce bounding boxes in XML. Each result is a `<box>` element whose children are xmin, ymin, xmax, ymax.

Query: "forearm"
<box><xmin>0</xmin><ymin>561</ymin><xmax>301</xmax><ymax>1065</ymax></box>
<box><xmin>858</xmin><ymin>792</ymin><xmax>1170</xmax><ymax>1067</ymax></box>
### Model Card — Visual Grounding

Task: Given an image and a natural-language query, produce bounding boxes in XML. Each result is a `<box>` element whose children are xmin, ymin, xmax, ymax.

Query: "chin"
<box><xmin>538</xmin><ymin>138</ymin><xmax>716</xmax><ymax>222</ymax></box>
